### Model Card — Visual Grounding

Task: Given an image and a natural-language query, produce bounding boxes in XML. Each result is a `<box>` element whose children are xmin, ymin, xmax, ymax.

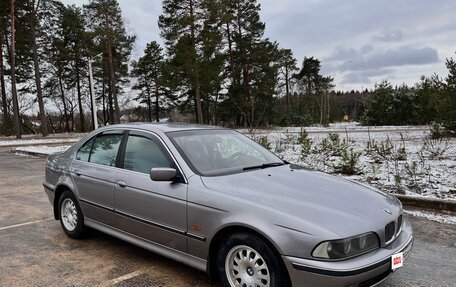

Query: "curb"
<box><xmin>394</xmin><ymin>194</ymin><xmax>456</xmax><ymax>212</ymax></box>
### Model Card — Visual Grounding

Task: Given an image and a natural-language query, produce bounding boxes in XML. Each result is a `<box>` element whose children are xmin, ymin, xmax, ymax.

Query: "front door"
<box><xmin>114</xmin><ymin>131</ymin><xmax>188</xmax><ymax>252</ymax></box>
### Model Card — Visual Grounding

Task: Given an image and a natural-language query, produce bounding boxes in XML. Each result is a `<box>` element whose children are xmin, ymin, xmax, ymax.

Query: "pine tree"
<box><xmin>294</xmin><ymin>57</ymin><xmax>333</xmax><ymax>124</ymax></box>
<box><xmin>295</xmin><ymin>57</ymin><xmax>323</xmax><ymax>96</ymax></box>
<box><xmin>19</xmin><ymin>0</ymin><xmax>49</xmax><ymax>136</ymax></box>
<box><xmin>199</xmin><ymin>0</ymin><xmax>224</xmax><ymax>123</ymax></box>
<box><xmin>277</xmin><ymin>48</ymin><xmax>298</xmax><ymax>111</ymax></box>
<box><xmin>439</xmin><ymin>54</ymin><xmax>456</xmax><ymax>133</ymax></box>
<box><xmin>44</xmin><ymin>3</ymin><xmax>85</xmax><ymax>133</ymax></box>
<box><xmin>61</xmin><ymin>5</ymin><xmax>89</xmax><ymax>132</ymax></box>
<box><xmin>362</xmin><ymin>81</ymin><xmax>394</xmax><ymax>125</ymax></box>
<box><xmin>84</xmin><ymin>0</ymin><xmax>135</xmax><ymax>124</ymax></box>
<box><xmin>132</xmin><ymin>41</ymin><xmax>165</xmax><ymax>123</ymax></box>
<box><xmin>219</xmin><ymin>0</ymin><xmax>281</xmax><ymax>128</ymax></box>
<box><xmin>415</xmin><ymin>75</ymin><xmax>439</xmax><ymax>125</ymax></box>
<box><xmin>159</xmin><ymin>0</ymin><xmax>206</xmax><ymax>124</ymax></box>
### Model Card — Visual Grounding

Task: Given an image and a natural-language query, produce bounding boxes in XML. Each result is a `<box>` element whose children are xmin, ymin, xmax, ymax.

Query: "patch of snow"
<box><xmin>239</xmin><ymin>123</ymin><xmax>429</xmax><ymax>135</ymax></box>
<box><xmin>14</xmin><ymin>145</ymin><xmax>72</xmax><ymax>155</ymax></box>
<box><xmin>0</xmin><ymin>138</ymin><xmax>79</xmax><ymax>147</ymax></box>
<box><xmin>404</xmin><ymin>210</ymin><xmax>456</xmax><ymax>225</ymax></box>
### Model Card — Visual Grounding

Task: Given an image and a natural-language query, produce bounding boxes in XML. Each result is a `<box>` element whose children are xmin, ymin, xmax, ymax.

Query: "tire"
<box><xmin>58</xmin><ymin>190</ymin><xmax>85</xmax><ymax>239</ymax></box>
<box><xmin>216</xmin><ymin>232</ymin><xmax>290</xmax><ymax>287</ymax></box>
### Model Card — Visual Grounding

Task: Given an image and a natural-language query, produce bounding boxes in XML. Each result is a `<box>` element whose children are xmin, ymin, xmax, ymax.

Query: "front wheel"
<box><xmin>217</xmin><ymin>233</ymin><xmax>290</xmax><ymax>287</ymax></box>
<box><xmin>58</xmin><ymin>190</ymin><xmax>85</xmax><ymax>239</ymax></box>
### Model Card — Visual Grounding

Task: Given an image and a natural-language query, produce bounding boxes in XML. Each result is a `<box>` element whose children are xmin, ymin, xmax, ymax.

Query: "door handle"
<box><xmin>116</xmin><ymin>180</ymin><xmax>127</xmax><ymax>188</ymax></box>
<box><xmin>74</xmin><ymin>169</ymin><xmax>81</xmax><ymax>176</ymax></box>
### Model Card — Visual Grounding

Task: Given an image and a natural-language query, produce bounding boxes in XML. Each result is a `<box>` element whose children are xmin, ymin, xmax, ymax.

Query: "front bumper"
<box><xmin>283</xmin><ymin>218</ymin><xmax>414</xmax><ymax>287</ymax></box>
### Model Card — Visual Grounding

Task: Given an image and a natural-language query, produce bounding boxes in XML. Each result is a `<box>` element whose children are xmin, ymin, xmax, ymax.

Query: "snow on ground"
<box><xmin>239</xmin><ymin>122</ymin><xmax>429</xmax><ymax>134</ymax></box>
<box><xmin>243</xmin><ymin>123</ymin><xmax>456</xmax><ymax>201</ymax></box>
<box><xmin>404</xmin><ymin>210</ymin><xmax>456</xmax><ymax>225</ymax></box>
<box><xmin>14</xmin><ymin>145</ymin><xmax>72</xmax><ymax>156</ymax></box>
<box><xmin>0</xmin><ymin>137</ymin><xmax>79</xmax><ymax>147</ymax></box>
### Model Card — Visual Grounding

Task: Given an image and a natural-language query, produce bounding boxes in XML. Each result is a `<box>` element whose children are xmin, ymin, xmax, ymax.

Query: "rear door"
<box><xmin>71</xmin><ymin>130</ymin><xmax>124</xmax><ymax>226</ymax></box>
<box><xmin>114</xmin><ymin>130</ymin><xmax>188</xmax><ymax>252</ymax></box>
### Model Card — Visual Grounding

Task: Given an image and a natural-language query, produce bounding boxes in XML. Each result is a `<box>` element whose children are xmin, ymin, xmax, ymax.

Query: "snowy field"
<box><xmin>6</xmin><ymin>123</ymin><xmax>456</xmax><ymax>202</ymax></box>
<box><xmin>244</xmin><ymin>123</ymin><xmax>456</xmax><ymax>201</ymax></box>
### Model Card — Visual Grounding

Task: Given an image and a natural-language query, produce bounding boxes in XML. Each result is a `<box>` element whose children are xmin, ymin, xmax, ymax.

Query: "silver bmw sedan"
<box><xmin>43</xmin><ymin>123</ymin><xmax>413</xmax><ymax>287</ymax></box>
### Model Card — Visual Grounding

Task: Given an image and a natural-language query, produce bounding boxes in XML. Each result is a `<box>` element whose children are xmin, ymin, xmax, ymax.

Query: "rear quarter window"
<box><xmin>75</xmin><ymin>132</ymin><xmax>123</xmax><ymax>167</ymax></box>
<box><xmin>76</xmin><ymin>137</ymin><xmax>95</xmax><ymax>161</ymax></box>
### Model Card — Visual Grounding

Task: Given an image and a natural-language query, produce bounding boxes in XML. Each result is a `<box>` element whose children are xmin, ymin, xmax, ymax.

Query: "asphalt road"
<box><xmin>0</xmin><ymin>152</ymin><xmax>455</xmax><ymax>287</ymax></box>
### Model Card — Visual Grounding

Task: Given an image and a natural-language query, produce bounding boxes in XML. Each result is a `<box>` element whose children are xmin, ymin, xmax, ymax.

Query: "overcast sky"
<box><xmin>61</xmin><ymin>0</ymin><xmax>456</xmax><ymax>91</ymax></box>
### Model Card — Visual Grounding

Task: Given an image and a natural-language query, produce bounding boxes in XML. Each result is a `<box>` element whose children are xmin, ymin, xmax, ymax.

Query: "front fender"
<box><xmin>185</xmin><ymin>176</ymin><xmax>324</xmax><ymax>261</ymax></box>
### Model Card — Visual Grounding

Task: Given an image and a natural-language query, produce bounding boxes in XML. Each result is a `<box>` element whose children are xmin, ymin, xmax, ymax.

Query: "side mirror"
<box><xmin>150</xmin><ymin>168</ymin><xmax>177</xmax><ymax>182</ymax></box>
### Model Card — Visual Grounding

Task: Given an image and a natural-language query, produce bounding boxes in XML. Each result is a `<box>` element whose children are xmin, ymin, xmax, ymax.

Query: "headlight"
<box><xmin>312</xmin><ymin>232</ymin><xmax>380</xmax><ymax>260</ymax></box>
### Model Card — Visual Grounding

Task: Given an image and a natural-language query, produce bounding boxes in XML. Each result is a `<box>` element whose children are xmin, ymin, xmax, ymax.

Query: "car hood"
<box><xmin>201</xmin><ymin>165</ymin><xmax>402</xmax><ymax>238</ymax></box>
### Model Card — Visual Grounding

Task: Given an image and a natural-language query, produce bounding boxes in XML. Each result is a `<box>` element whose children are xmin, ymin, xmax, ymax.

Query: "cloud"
<box><xmin>338</xmin><ymin>45</ymin><xmax>439</xmax><ymax>72</ymax></box>
<box><xmin>327</xmin><ymin>47</ymin><xmax>358</xmax><ymax>61</ymax></box>
<box><xmin>325</xmin><ymin>44</ymin><xmax>440</xmax><ymax>86</ymax></box>
<box><xmin>342</xmin><ymin>69</ymin><xmax>394</xmax><ymax>84</ymax></box>
<box><xmin>360</xmin><ymin>45</ymin><xmax>374</xmax><ymax>55</ymax></box>
<box><xmin>373</xmin><ymin>29</ymin><xmax>404</xmax><ymax>42</ymax></box>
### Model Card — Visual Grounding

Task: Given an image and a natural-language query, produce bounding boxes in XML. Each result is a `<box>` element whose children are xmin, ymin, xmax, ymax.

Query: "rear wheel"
<box><xmin>58</xmin><ymin>190</ymin><xmax>85</xmax><ymax>239</ymax></box>
<box><xmin>216</xmin><ymin>232</ymin><xmax>290</xmax><ymax>287</ymax></box>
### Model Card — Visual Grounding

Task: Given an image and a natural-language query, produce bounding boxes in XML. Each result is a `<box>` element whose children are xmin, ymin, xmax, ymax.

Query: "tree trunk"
<box><xmin>69</xmin><ymin>107</ymin><xmax>74</xmax><ymax>132</ymax></box>
<box><xmin>10</xmin><ymin>0</ymin><xmax>21</xmax><ymax>139</ymax></box>
<box><xmin>30</xmin><ymin>0</ymin><xmax>48</xmax><ymax>136</ymax></box>
<box><xmin>75</xmin><ymin>66</ymin><xmax>85</xmax><ymax>132</ymax></box>
<box><xmin>226</xmin><ymin>21</ymin><xmax>236</xmax><ymax>84</ymax></box>
<box><xmin>106</xmin><ymin>67</ymin><xmax>114</xmax><ymax>123</ymax></box>
<box><xmin>189</xmin><ymin>0</ymin><xmax>203</xmax><ymax>124</ymax></box>
<box><xmin>236</xmin><ymin>4</ymin><xmax>243</xmax><ymax>90</ymax></box>
<box><xmin>320</xmin><ymin>92</ymin><xmax>323</xmax><ymax>125</ymax></box>
<box><xmin>58</xmin><ymin>71</ymin><xmax>70</xmax><ymax>132</ymax></box>
<box><xmin>88</xmin><ymin>67</ymin><xmax>95</xmax><ymax>130</ymax></box>
<box><xmin>0</xmin><ymin>30</ymin><xmax>11</xmax><ymax>136</ymax></box>
<box><xmin>147</xmin><ymin>93</ymin><xmax>152</xmax><ymax>122</ymax></box>
<box><xmin>102</xmin><ymin>77</ymin><xmax>108</xmax><ymax>125</ymax></box>
<box><xmin>327</xmin><ymin>91</ymin><xmax>330</xmax><ymax>124</ymax></box>
<box><xmin>107</xmin><ymin>43</ymin><xmax>119</xmax><ymax>123</ymax></box>
<box><xmin>154</xmin><ymin>83</ymin><xmax>159</xmax><ymax>123</ymax></box>
<box><xmin>285</xmin><ymin>65</ymin><xmax>290</xmax><ymax>111</ymax></box>
<box><xmin>103</xmin><ymin>12</ymin><xmax>119</xmax><ymax>124</ymax></box>
<box><xmin>204</xmin><ymin>93</ymin><xmax>210</xmax><ymax>124</ymax></box>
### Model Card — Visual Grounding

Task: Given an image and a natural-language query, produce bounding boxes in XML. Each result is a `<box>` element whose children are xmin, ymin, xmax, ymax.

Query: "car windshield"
<box><xmin>167</xmin><ymin>129</ymin><xmax>284</xmax><ymax>176</ymax></box>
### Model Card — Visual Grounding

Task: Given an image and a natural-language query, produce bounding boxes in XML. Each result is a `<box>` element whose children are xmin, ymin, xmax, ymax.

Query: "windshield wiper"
<box><xmin>242</xmin><ymin>162</ymin><xmax>286</xmax><ymax>171</ymax></box>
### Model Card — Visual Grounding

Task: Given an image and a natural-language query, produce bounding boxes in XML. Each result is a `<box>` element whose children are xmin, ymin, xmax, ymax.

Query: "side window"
<box><xmin>76</xmin><ymin>137</ymin><xmax>95</xmax><ymax>162</ymax></box>
<box><xmin>123</xmin><ymin>135</ymin><xmax>172</xmax><ymax>174</ymax></box>
<box><xmin>89</xmin><ymin>134</ymin><xmax>123</xmax><ymax>167</ymax></box>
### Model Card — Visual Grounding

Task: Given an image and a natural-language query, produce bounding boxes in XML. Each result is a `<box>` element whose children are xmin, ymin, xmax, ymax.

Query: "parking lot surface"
<box><xmin>0</xmin><ymin>152</ymin><xmax>455</xmax><ymax>287</ymax></box>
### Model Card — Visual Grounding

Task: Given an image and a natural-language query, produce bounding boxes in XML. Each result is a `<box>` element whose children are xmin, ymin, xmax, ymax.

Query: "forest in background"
<box><xmin>0</xmin><ymin>0</ymin><xmax>455</xmax><ymax>138</ymax></box>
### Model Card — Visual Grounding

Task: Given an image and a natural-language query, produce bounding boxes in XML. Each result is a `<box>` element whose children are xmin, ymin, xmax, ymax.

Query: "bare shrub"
<box><xmin>421</xmin><ymin>136</ymin><xmax>451</xmax><ymax>160</ymax></box>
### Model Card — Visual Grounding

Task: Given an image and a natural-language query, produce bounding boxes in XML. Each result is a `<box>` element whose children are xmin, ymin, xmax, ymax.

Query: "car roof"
<box><xmin>99</xmin><ymin>122</ymin><xmax>227</xmax><ymax>133</ymax></box>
